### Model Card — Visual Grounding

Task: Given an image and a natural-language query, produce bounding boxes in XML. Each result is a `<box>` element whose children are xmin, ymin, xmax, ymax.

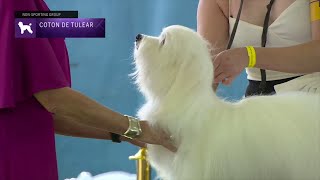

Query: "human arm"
<box><xmin>197</xmin><ymin>0</ymin><xmax>230</xmax><ymax>91</ymax></box>
<box><xmin>213</xmin><ymin>1</ymin><xmax>320</xmax><ymax>85</ymax></box>
<box><xmin>54</xmin><ymin>112</ymin><xmax>146</xmax><ymax>147</ymax></box>
<box><xmin>213</xmin><ymin>40</ymin><xmax>320</xmax><ymax>84</ymax></box>
<box><xmin>34</xmin><ymin>87</ymin><xmax>176</xmax><ymax>151</ymax></box>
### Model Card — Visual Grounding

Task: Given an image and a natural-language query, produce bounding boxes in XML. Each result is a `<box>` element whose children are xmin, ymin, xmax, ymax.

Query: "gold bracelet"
<box><xmin>123</xmin><ymin>115</ymin><xmax>142</xmax><ymax>139</ymax></box>
<box><xmin>310</xmin><ymin>0</ymin><xmax>320</xmax><ymax>21</ymax></box>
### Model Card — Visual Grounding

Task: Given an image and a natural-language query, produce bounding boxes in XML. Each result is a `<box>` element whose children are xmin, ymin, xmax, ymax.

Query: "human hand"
<box><xmin>133</xmin><ymin>121</ymin><xmax>177</xmax><ymax>152</ymax></box>
<box><xmin>121</xmin><ymin>136</ymin><xmax>147</xmax><ymax>148</ymax></box>
<box><xmin>213</xmin><ymin>48</ymin><xmax>248</xmax><ymax>85</ymax></box>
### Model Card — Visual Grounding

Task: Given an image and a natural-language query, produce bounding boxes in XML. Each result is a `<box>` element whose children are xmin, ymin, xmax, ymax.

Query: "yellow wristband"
<box><xmin>310</xmin><ymin>0</ymin><xmax>320</xmax><ymax>22</ymax></box>
<box><xmin>246</xmin><ymin>46</ymin><xmax>256</xmax><ymax>68</ymax></box>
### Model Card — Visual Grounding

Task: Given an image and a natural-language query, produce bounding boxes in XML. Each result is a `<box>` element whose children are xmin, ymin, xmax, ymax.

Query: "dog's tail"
<box><xmin>29</xmin><ymin>23</ymin><xmax>32</xmax><ymax>26</ymax></box>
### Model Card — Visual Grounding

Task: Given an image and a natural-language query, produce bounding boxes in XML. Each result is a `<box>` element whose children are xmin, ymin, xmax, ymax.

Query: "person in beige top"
<box><xmin>197</xmin><ymin>0</ymin><xmax>320</xmax><ymax>96</ymax></box>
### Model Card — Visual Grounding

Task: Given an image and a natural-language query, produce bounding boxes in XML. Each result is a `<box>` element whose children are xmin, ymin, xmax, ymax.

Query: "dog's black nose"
<box><xmin>136</xmin><ymin>34</ymin><xmax>143</xmax><ymax>42</ymax></box>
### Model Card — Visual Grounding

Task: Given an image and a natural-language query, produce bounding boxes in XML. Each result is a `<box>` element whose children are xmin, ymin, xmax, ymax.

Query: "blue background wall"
<box><xmin>45</xmin><ymin>0</ymin><xmax>248</xmax><ymax>179</ymax></box>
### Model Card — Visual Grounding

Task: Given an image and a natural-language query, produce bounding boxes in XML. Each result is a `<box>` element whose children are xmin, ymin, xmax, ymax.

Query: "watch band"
<box><xmin>123</xmin><ymin>115</ymin><xmax>142</xmax><ymax>139</ymax></box>
<box><xmin>110</xmin><ymin>133</ymin><xmax>121</xmax><ymax>143</ymax></box>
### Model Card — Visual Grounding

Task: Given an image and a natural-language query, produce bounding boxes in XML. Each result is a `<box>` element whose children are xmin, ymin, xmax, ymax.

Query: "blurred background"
<box><xmin>45</xmin><ymin>0</ymin><xmax>248</xmax><ymax>179</ymax></box>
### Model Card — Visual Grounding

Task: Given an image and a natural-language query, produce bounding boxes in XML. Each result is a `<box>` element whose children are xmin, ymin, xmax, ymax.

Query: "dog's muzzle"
<box><xmin>135</xmin><ymin>34</ymin><xmax>144</xmax><ymax>49</ymax></box>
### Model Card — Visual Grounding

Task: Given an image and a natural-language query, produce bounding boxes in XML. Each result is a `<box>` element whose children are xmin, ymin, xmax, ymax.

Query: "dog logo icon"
<box><xmin>18</xmin><ymin>21</ymin><xmax>33</xmax><ymax>34</ymax></box>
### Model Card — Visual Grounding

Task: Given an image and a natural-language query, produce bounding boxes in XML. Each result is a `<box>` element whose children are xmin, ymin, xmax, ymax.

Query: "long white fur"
<box><xmin>133</xmin><ymin>25</ymin><xmax>320</xmax><ymax>180</ymax></box>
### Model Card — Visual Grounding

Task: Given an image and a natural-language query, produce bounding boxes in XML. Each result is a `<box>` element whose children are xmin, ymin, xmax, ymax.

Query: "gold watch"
<box><xmin>123</xmin><ymin>115</ymin><xmax>142</xmax><ymax>139</ymax></box>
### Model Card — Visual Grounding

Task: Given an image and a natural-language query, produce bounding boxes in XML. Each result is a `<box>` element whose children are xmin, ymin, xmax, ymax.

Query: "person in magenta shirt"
<box><xmin>0</xmin><ymin>0</ymin><xmax>176</xmax><ymax>179</ymax></box>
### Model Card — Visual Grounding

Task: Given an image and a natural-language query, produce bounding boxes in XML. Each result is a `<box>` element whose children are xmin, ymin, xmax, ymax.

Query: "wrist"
<box><xmin>110</xmin><ymin>132</ymin><xmax>122</xmax><ymax>143</ymax></box>
<box><xmin>109</xmin><ymin>114</ymin><xmax>143</xmax><ymax>142</ymax></box>
<box><xmin>114</xmin><ymin>114</ymin><xmax>130</xmax><ymax>135</ymax></box>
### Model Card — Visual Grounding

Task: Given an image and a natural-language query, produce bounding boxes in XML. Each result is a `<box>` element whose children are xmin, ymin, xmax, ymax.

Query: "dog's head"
<box><xmin>133</xmin><ymin>25</ymin><xmax>214</xmax><ymax>99</ymax></box>
<box><xmin>18</xmin><ymin>22</ymin><xmax>23</xmax><ymax>27</ymax></box>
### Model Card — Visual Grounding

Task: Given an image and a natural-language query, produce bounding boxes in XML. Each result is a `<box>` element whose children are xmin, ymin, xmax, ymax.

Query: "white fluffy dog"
<box><xmin>133</xmin><ymin>25</ymin><xmax>320</xmax><ymax>180</ymax></box>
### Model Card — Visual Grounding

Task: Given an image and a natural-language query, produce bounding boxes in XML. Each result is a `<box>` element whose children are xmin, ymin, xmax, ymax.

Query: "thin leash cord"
<box><xmin>259</xmin><ymin>0</ymin><xmax>275</xmax><ymax>92</ymax></box>
<box><xmin>226</xmin><ymin>0</ymin><xmax>275</xmax><ymax>93</ymax></box>
<box><xmin>226</xmin><ymin>0</ymin><xmax>244</xmax><ymax>50</ymax></box>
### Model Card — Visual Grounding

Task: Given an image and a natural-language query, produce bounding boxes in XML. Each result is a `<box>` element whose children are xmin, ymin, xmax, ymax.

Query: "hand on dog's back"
<box><xmin>135</xmin><ymin>121</ymin><xmax>177</xmax><ymax>152</ymax></box>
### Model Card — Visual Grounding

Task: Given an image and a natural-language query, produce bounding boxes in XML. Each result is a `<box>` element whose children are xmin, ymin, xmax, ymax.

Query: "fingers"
<box><xmin>213</xmin><ymin>58</ymin><xmax>220</xmax><ymax>71</ymax></box>
<box><xmin>152</xmin><ymin>128</ymin><xmax>177</xmax><ymax>152</ymax></box>
<box><xmin>159</xmin><ymin>134</ymin><xmax>177</xmax><ymax>152</ymax></box>
<box><xmin>213</xmin><ymin>50</ymin><xmax>239</xmax><ymax>85</ymax></box>
<box><xmin>213</xmin><ymin>54</ymin><xmax>228</xmax><ymax>83</ymax></box>
<box><xmin>214</xmin><ymin>65</ymin><xmax>223</xmax><ymax>81</ymax></box>
<box><xmin>138</xmin><ymin>121</ymin><xmax>177</xmax><ymax>152</ymax></box>
<box><xmin>162</xmin><ymin>140</ymin><xmax>177</xmax><ymax>152</ymax></box>
<box><xmin>214</xmin><ymin>72</ymin><xmax>228</xmax><ymax>84</ymax></box>
<box><xmin>215</xmin><ymin>72</ymin><xmax>236</xmax><ymax>85</ymax></box>
<box><xmin>221</xmin><ymin>76</ymin><xmax>235</xmax><ymax>85</ymax></box>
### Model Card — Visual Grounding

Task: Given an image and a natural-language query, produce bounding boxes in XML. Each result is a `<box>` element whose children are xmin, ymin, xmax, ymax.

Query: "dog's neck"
<box><xmin>143</xmin><ymin>81</ymin><xmax>222</xmax><ymax>114</ymax></box>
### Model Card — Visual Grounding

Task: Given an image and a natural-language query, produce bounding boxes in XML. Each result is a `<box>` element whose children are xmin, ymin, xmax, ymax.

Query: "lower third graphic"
<box><xmin>15</xmin><ymin>18</ymin><xmax>105</xmax><ymax>38</ymax></box>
